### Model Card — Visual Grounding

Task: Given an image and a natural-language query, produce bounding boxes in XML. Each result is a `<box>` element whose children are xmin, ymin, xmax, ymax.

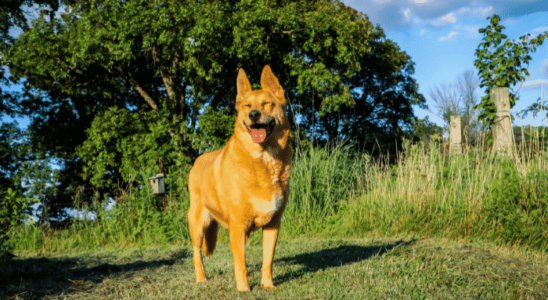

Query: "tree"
<box><xmin>474</xmin><ymin>14</ymin><xmax>548</xmax><ymax>133</ymax></box>
<box><xmin>297</xmin><ymin>22</ymin><xmax>426</xmax><ymax>155</ymax></box>
<box><xmin>408</xmin><ymin>116</ymin><xmax>443</xmax><ymax>148</ymax></box>
<box><xmin>1</xmin><ymin>0</ymin><xmax>62</xmax><ymax>223</ymax></box>
<box><xmin>429</xmin><ymin>70</ymin><xmax>482</xmax><ymax>145</ymax></box>
<box><xmin>1</xmin><ymin>0</ymin><xmax>59</xmax><ymax>116</ymax></box>
<box><xmin>4</xmin><ymin>0</ymin><xmax>424</xmax><ymax>207</ymax></box>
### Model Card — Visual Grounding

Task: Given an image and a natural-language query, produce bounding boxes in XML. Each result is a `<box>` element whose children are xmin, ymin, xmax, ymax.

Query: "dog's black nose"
<box><xmin>249</xmin><ymin>110</ymin><xmax>261</xmax><ymax>122</ymax></box>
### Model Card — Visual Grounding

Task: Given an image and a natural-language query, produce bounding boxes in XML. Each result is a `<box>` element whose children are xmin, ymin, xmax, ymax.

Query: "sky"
<box><xmin>341</xmin><ymin>0</ymin><xmax>548</xmax><ymax>127</ymax></box>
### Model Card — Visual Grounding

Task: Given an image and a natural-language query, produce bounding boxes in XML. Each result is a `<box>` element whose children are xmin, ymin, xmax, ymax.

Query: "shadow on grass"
<box><xmin>0</xmin><ymin>249</ymin><xmax>189</xmax><ymax>299</ymax></box>
<box><xmin>275</xmin><ymin>239</ymin><xmax>417</xmax><ymax>285</ymax></box>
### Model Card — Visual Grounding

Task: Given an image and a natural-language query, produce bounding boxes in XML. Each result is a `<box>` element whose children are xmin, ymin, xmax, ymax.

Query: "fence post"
<box><xmin>450</xmin><ymin>115</ymin><xmax>462</xmax><ymax>154</ymax></box>
<box><xmin>491</xmin><ymin>87</ymin><xmax>514</xmax><ymax>155</ymax></box>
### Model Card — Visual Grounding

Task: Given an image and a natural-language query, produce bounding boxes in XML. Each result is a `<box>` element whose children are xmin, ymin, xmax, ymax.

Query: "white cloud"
<box><xmin>439</xmin><ymin>31</ymin><xmax>459</xmax><ymax>41</ymax></box>
<box><xmin>458</xmin><ymin>7</ymin><xmax>471</xmax><ymax>15</ymax></box>
<box><xmin>463</xmin><ymin>25</ymin><xmax>481</xmax><ymax>37</ymax></box>
<box><xmin>440</xmin><ymin>12</ymin><xmax>457</xmax><ymax>23</ymax></box>
<box><xmin>521</xmin><ymin>79</ymin><xmax>548</xmax><ymax>90</ymax></box>
<box><xmin>341</xmin><ymin>0</ymin><xmax>548</xmax><ymax>31</ymax></box>
<box><xmin>542</xmin><ymin>60</ymin><xmax>548</xmax><ymax>77</ymax></box>
<box><xmin>429</xmin><ymin>12</ymin><xmax>459</xmax><ymax>27</ymax></box>
<box><xmin>503</xmin><ymin>17</ymin><xmax>519</xmax><ymax>25</ymax></box>
<box><xmin>402</xmin><ymin>8</ymin><xmax>412</xmax><ymax>22</ymax></box>
<box><xmin>533</xmin><ymin>26</ymin><xmax>548</xmax><ymax>34</ymax></box>
<box><xmin>470</xmin><ymin>6</ymin><xmax>494</xmax><ymax>17</ymax></box>
<box><xmin>420</xmin><ymin>28</ymin><xmax>428</xmax><ymax>35</ymax></box>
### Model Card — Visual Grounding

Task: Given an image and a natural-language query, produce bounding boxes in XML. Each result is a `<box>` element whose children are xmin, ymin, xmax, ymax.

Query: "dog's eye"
<box><xmin>244</xmin><ymin>104</ymin><xmax>251</xmax><ymax>108</ymax></box>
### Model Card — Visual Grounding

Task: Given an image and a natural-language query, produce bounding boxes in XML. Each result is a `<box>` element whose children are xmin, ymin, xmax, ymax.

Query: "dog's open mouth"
<box><xmin>245</xmin><ymin>119</ymin><xmax>275</xmax><ymax>144</ymax></box>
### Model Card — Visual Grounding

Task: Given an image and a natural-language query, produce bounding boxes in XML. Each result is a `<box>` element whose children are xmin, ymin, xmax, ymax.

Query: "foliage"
<box><xmin>407</xmin><ymin>116</ymin><xmax>443</xmax><ymax>148</ymax></box>
<box><xmin>76</xmin><ymin>106</ymin><xmax>182</xmax><ymax>188</ymax></box>
<box><xmin>2</xmin><ymin>0</ymin><xmax>424</xmax><ymax>215</ymax></box>
<box><xmin>0</xmin><ymin>122</ymin><xmax>56</xmax><ymax>222</ymax></box>
<box><xmin>479</xmin><ymin>161</ymin><xmax>548</xmax><ymax>249</ymax></box>
<box><xmin>0</xmin><ymin>123</ymin><xmax>30</xmax><ymax>190</ymax></box>
<box><xmin>194</xmin><ymin>106</ymin><xmax>236</xmax><ymax>153</ymax></box>
<box><xmin>474</xmin><ymin>14</ymin><xmax>548</xmax><ymax>131</ymax></box>
<box><xmin>0</xmin><ymin>0</ymin><xmax>59</xmax><ymax>116</ymax></box>
<box><xmin>1</xmin><ymin>121</ymin><xmax>72</xmax><ymax>221</ymax></box>
<box><xmin>0</xmin><ymin>187</ymin><xmax>38</xmax><ymax>263</ymax></box>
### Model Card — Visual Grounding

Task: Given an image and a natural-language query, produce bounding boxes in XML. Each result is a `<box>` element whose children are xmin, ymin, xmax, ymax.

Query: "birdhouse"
<box><xmin>149</xmin><ymin>173</ymin><xmax>165</xmax><ymax>195</ymax></box>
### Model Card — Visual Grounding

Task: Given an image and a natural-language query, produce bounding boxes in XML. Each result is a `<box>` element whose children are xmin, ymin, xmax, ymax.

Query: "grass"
<box><xmin>2</xmin><ymin>234</ymin><xmax>548</xmax><ymax>299</ymax></box>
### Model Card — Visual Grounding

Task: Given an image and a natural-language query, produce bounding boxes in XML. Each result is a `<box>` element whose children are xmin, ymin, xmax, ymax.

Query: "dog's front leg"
<box><xmin>261</xmin><ymin>218</ymin><xmax>280</xmax><ymax>289</ymax></box>
<box><xmin>229</xmin><ymin>224</ymin><xmax>250</xmax><ymax>291</ymax></box>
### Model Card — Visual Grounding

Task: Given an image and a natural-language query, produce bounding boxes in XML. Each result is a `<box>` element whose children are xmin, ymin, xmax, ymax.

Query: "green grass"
<box><xmin>2</xmin><ymin>235</ymin><xmax>547</xmax><ymax>299</ymax></box>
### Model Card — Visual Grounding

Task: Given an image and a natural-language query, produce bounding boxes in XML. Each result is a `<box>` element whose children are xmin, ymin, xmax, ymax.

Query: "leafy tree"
<box><xmin>474</xmin><ymin>14</ymin><xmax>548</xmax><ymax>132</ymax></box>
<box><xmin>1</xmin><ymin>0</ymin><xmax>109</xmax><ymax>220</ymax></box>
<box><xmin>429</xmin><ymin>70</ymin><xmax>482</xmax><ymax>145</ymax></box>
<box><xmin>4</xmin><ymin>0</ymin><xmax>424</xmax><ymax>209</ymax></box>
<box><xmin>1</xmin><ymin>0</ymin><xmax>60</xmax><ymax>184</ymax></box>
<box><xmin>1</xmin><ymin>0</ymin><xmax>59</xmax><ymax>117</ymax></box>
<box><xmin>0</xmin><ymin>186</ymin><xmax>39</xmax><ymax>263</ymax></box>
<box><xmin>297</xmin><ymin>22</ymin><xmax>426</xmax><ymax>155</ymax></box>
<box><xmin>407</xmin><ymin>116</ymin><xmax>443</xmax><ymax>148</ymax></box>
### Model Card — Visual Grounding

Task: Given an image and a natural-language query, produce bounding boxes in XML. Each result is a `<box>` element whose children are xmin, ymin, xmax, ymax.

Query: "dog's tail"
<box><xmin>203</xmin><ymin>220</ymin><xmax>219</xmax><ymax>257</ymax></box>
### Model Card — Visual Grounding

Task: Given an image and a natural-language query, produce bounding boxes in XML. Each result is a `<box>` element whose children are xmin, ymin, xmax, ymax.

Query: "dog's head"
<box><xmin>235</xmin><ymin>65</ymin><xmax>288</xmax><ymax>145</ymax></box>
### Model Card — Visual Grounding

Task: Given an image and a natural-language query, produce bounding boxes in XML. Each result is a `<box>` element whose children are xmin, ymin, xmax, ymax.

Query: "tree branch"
<box><xmin>114</xmin><ymin>66</ymin><xmax>159</xmax><ymax>112</ymax></box>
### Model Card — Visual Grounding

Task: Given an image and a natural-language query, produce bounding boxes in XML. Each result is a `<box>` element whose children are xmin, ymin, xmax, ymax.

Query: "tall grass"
<box><xmin>9</xmin><ymin>128</ymin><xmax>548</xmax><ymax>254</ymax></box>
<box><xmin>9</xmin><ymin>168</ymin><xmax>191</xmax><ymax>253</ymax></box>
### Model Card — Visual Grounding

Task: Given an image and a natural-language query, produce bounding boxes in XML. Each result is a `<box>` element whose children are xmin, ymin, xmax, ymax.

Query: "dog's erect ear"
<box><xmin>237</xmin><ymin>69</ymin><xmax>252</xmax><ymax>103</ymax></box>
<box><xmin>261</xmin><ymin>65</ymin><xmax>285</xmax><ymax>105</ymax></box>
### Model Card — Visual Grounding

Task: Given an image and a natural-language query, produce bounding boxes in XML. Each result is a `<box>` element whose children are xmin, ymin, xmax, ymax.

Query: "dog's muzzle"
<box><xmin>245</xmin><ymin>118</ymin><xmax>275</xmax><ymax>144</ymax></box>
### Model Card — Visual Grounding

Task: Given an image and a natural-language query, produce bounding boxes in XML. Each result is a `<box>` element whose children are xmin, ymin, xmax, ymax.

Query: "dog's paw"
<box><xmin>237</xmin><ymin>285</ymin><xmax>251</xmax><ymax>292</ymax></box>
<box><xmin>261</xmin><ymin>284</ymin><xmax>277</xmax><ymax>290</ymax></box>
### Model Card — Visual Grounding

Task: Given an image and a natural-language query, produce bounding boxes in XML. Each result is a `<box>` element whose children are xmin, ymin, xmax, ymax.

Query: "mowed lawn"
<box><xmin>2</xmin><ymin>234</ymin><xmax>547</xmax><ymax>299</ymax></box>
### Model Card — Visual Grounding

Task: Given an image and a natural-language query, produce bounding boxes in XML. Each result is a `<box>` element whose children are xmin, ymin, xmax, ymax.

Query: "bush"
<box><xmin>0</xmin><ymin>187</ymin><xmax>38</xmax><ymax>263</ymax></box>
<box><xmin>480</xmin><ymin>160</ymin><xmax>548</xmax><ymax>249</ymax></box>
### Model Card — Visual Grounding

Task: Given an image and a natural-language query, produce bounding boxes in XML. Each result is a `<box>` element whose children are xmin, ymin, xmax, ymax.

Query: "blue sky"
<box><xmin>342</xmin><ymin>0</ymin><xmax>548</xmax><ymax>127</ymax></box>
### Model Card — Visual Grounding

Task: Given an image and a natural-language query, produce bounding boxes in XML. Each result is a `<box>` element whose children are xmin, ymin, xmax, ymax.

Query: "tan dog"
<box><xmin>188</xmin><ymin>65</ymin><xmax>292</xmax><ymax>291</ymax></box>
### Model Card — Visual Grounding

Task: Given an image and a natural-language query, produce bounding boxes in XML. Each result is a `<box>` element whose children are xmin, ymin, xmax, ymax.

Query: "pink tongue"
<box><xmin>250</xmin><ymin>128</ymin><xmax>267</xmax><ymax>143</ymax></box>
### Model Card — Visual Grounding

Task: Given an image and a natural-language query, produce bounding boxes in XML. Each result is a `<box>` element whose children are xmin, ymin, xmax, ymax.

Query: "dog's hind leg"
<box><xmin>203</xmin><ymin>217</ymin><xmax>218</xmax><ymax>257</ymax></box>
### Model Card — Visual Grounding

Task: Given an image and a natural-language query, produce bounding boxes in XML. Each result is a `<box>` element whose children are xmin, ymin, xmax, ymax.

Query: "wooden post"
<box><xmin>450</xmin><ymin>115</ymin><xmax>462</xmax><ymax>154</ymax></box>
<box><xmin>491</xmin><ymin>87</ymin><xmax>514</xmax><ymax>155</ymax></box>
<box><xmin>158</xmin><ymin>157</ymin><xmax>167</xmax><ymax>212</ymax></box>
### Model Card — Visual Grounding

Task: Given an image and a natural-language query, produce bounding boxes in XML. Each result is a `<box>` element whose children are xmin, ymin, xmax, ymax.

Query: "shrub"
<box><xmin>0</xmin><ymin>187</ymin><xmax>38</xmax><ymax>263</ymax></box>
<box><xmin>480</xmin><ymin>159</ymin><xmax>548</xmax><ymax>249</ymax></box>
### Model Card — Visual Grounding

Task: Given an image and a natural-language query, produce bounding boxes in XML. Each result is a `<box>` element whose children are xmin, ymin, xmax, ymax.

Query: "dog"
<box><xmin>188</xmin><ymin>65</ymin><xmax>292</xmax><ymax>291</ymax></box>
